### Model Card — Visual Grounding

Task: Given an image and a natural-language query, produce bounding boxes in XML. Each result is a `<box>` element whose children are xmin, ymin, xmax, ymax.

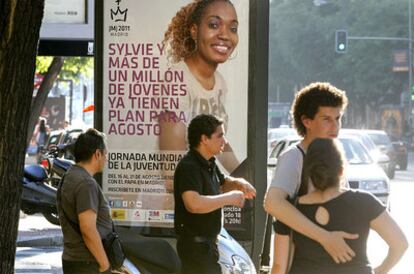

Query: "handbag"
<box><xmin>101</xmin><ymin>225</ymin><xmax>125</xmax><ymax>269</ymax></box>
<box><xmin>57</xmin><ymin>175</ymin><xmax>125</xmax><ymax>270</ymax></box>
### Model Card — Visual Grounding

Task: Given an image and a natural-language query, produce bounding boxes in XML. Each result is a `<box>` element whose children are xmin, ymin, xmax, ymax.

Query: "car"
<box><xmin>363</xmin><ymin>130</ymin><xmax>397</xmax><ymax>178</ymax></box>
<box><xmin>267</xmin><ymin>127</ymin><xmax>296</xmax><ymax>154</ymax></box>
<box><xmin>340</xmin><ymin>129</ymin><xmax>391</xmax><ymax>178</ymax></box>
<box><xmin>267</xmin><ymin>135</ymin><xmax>390</xmax><ymax>206</ymax></box>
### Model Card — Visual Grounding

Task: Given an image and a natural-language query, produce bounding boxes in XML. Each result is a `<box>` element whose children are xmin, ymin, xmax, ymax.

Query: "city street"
<box><xmin>367</xmin><ymin>152</ymin><xmax>414</xmax><ymax>273</ymax></box>
<box><xmin>14</xmin><ymin>153</ymin><xmax>414</xmax><ymax>273</ymax></box>
<box><xmin>15</xmin><ymin>213</ymin><xmax>62</xmax><ymax>274</ymax></box>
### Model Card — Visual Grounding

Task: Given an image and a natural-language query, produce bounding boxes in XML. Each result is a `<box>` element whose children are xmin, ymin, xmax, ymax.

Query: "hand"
<box><xmin>237</xmin><ymin>178</ymin><xmax>256</xmax><ymax>199</ymax></box>
<box><xmin>319</xmin><ymin>231</ymin><xmax>359</xmax><ymax>264</ymax></box>
<box><xmin>374</xmin><ymin>266</ymin><xmax>388</xmax><ymax>274</ymax></box>
<box><xmin>226</xmin><ymin>190</ymin><xmax>245</xmax><ymax>208</ymax></box>
<box><xmin>270</xmin><ymin>263</ymin><xmax>286</xmax><ymax>274</ymax></box>
<box><xmin>99</xmin><ymin>266</ymin><xmax>111</xmax><ymax>274</ymax></box>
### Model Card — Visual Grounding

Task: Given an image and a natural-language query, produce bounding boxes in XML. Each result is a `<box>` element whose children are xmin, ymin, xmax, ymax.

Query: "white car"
<box><xmin>267</xmin><ymin>128</ymin><xmax>296</xmax><ymax>154</ymax></box>
<box><xmin>267</xmin><ymin>135</ymin><xmax>390</xmax><ymax>206</ymax></box>
<box><xmin>341</xmin><ymin>129</ymin><xmax>393</xmax><ymax>179</ymax></box>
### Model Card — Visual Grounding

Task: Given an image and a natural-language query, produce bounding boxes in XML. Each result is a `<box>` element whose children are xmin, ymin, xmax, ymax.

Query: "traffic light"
<box><xmin>335</xmin><ymin>30</ymin><xmax>348</xmax><ymax>53</ymax></box>
<box><xmin>411</xmin><ymin>85</ymin><xmax>414</xmax><ymax>101</ymax></box>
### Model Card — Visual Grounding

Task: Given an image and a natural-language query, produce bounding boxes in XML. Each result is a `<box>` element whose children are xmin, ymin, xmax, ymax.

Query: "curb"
<box><xmin>17</xmin><ymin>235</ymin><xmax>63</xmax><ymax>247</ymax></box>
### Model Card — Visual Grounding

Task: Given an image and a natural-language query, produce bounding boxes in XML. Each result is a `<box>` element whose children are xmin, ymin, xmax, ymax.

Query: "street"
<box><xmin>14</xmin><ymin>153</ymin><xmax>414</xmax><ymax>273</ymax></box>
<box><xmin>15</xmin><ymin>213</ymin><xmax>62</xmax><ymax>274</ymax></box>
<box><xmin>367</xmin><ymin>152</ymin><xmax>414</xmax><ymax>273</ymax></box>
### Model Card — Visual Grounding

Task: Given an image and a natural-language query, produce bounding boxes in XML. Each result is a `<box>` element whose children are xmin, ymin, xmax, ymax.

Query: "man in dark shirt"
<box><xmin>57</xmin><ymin>129</ymin><xmax>112</xmax><ymax>274</ymax></box>
<box><xmin>174</xmin><ymin>114</ymin><xmax>256</xmax><ymax>274</ymax></box>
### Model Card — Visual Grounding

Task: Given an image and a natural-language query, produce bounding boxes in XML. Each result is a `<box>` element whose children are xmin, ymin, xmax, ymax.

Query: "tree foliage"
<box><xmin>27</xmin><ymin>55</ymin><xmax>94</xmax><ymax>142</ymax></box>
<box><xmin>36</xmin><ymin>56</ymin><xmax>93</xmax><ymax>82</ymax></box>
<box><xmin>269</xmin><ymin>0</ymin><xmax>411</xmax><ymax>115</ymax></box>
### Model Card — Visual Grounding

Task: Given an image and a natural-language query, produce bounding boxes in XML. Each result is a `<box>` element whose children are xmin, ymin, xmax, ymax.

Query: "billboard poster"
<box><xmin>102</xmin><ymin>0</ymin><xmax>249</xmax><ymax>234</ymax></box>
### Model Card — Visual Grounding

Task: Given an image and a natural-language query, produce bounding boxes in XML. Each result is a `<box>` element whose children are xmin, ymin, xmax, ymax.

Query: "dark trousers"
<box><xmin>62</xmin><ymin>259</ymin><xmax>100</xmax><ymax>274</ymax></box>
<box><xmin>176</xmin><ymin>236</ymin><xmax>221</xmax><ymax>274</ymax></box>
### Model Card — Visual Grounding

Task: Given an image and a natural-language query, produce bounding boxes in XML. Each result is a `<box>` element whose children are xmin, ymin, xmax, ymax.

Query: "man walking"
<box><xmin>57</xmin><ymin>128</ymin><xmax>112</xmax><ymax>274</ymax></box>
<box><xmin>174</xmin><ymin>114</ymin><xmax>256</xmax><ymax>274</ymax></box>
<box><xmin>264</xmin><ymin>82</ymin><xmax>358</xmax><ymax>273</ymax></box>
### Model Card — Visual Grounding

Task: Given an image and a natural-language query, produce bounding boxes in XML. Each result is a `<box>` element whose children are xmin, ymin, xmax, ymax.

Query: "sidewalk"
<box><xmin>17</xmin><ymin>212</ymin><xmax>63</xmax><ymax>247</ymax></box>
<box><xmin>15</xmin><ymin>213</ymin><xmax>63</xmax><ymax>273</ymax></box>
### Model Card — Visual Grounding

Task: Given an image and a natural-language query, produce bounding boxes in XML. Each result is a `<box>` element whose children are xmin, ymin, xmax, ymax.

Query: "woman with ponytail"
<box><xmin>275</xmin><ymin>138</ymin><xmax>408</xmax><ymax>274</ymax></box>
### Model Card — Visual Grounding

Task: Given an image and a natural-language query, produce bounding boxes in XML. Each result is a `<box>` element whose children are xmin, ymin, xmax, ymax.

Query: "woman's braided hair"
<box><xmin>163</xmin><ymin>0</ymin><xmax>233</xmax><ymax>64</ymax></box>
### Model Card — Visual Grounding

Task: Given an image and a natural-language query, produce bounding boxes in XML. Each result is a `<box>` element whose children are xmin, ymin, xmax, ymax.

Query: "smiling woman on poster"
<box><xmin>160</xmin><ymin>0</ymin><xmax>240</xmax><ymax>174</ymax></box>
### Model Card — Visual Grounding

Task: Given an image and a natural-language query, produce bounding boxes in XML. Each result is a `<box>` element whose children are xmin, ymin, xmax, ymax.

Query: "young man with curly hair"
<box><xmin>264</xmin><ymin>82</ymin><xmax>358</xmax><ymax>274</ymax></box>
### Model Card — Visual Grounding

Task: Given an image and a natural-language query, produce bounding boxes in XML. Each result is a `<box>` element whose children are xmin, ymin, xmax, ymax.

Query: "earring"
<box><xmin>229</xmin><ymin>50</ymin><xmax>238</xmax><ymax>60</ymax></box>
<box><xmin>184</xmin><ymin>36</ymin><xmax>197</xmax><ymax>55</ymax></box>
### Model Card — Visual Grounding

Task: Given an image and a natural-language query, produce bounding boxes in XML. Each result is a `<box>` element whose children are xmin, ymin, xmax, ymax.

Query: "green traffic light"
<box><xmin>338</xmin><ymin>44</ymin><xmax>345</xmax><ymax>51</ymax></box>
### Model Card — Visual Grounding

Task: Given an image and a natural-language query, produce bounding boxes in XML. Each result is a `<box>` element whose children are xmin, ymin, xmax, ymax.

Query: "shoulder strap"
<box><xmin>57</xmin><ymin>174</ymin><xmax>116</xmax><ymax>236</ymax></box>
<box><xmin>295</xmin><ymin>144</ymin><xmax>307</xmax><ymax>197</ymax></box>
<box><xmin>57</xmin><ymin>174</ymin><xmax>82</xmax><ymax>236</ymax></box>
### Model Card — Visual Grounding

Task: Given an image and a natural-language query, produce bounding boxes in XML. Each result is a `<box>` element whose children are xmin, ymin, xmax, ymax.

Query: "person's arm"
<box><xmin>221</xmin><ymin>176</ymin><xmax>256</xmax><ymax>199</ymax></box>
<box><xmin>158</xmin><ymin>111</ymin><xmax>187</xmax><ymax>192</ymax></box>
<box><xmin>78</xmin><ymin>209</ymin><xmax>110</xmax><ymax>272</ymax></box>
<box><xmin>182</xmin><ymin>190</ymin><xmax>245</xmax><ymax>214</ymax></box>
<box><xmin>264</xmin><ymin>187</ymin><xmax>358</xmax><ymax>264</ymax></box>
<box><xmin>271</xmin><ymin>234</ymin><xmax>291</xmax><ymax>274</ymax></box>
<box><xmin>158</xmin><ymin>111</ymin><xmax>187</xmax><ymax>151</ymax></box>
<box><xmin>371</xmin><ymin>211</ymin><xmax>408</xmax><ymax>274</ymax></box>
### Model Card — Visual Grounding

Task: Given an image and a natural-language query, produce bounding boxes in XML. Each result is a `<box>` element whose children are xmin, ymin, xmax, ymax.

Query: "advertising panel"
<box><xmin>102</xmin><ymin>0</ymin><xmax>249</xmax><ymax>235</ymax></box>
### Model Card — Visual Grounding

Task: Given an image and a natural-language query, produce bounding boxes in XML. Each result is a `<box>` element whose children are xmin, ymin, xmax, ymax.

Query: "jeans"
<box><xmin>176</xmin><ymin>236</ymin><xmax>221</xmax><ymax>274</ymax></box>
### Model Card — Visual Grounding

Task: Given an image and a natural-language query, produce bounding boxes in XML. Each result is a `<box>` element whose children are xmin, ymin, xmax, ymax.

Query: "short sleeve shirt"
<box><xmin>58</xmin><ymin>165</ymin><xmax>112</xmax><ymax>262</ymax></box>
<box><xmin>269</xmin><ymin>144</ymin><xmax>306</xmax><ymax>198</ymax></box>
<box><xmin>174</xmin><ymin>149</ymin><xmax>226</xmax><ymax>237</ymax></box>
<box><xmin>175</xmin><ymin>61</ymin><xmax>229</xmax><ymax>131</ymax></box>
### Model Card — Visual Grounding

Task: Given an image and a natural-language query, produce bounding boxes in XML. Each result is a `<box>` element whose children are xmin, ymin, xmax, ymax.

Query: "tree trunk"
<box><xmin>0</xmin><ymin>1</ymin><xmax>45</xmax><ymax>272</ymax></box>
<box><xmin>26</xmin><ymin>56</ymin><xmax>65</xmax><ymax>145</ymax></box>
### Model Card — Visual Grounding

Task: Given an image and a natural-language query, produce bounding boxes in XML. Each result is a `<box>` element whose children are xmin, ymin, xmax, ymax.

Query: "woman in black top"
<box><xmin>274</xmin><ymin>138</ymin><xmax>408</xmax><ymax>274</ymax></box>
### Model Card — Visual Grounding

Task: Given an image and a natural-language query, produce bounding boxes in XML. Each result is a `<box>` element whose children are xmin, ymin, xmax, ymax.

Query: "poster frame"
<box><xmin>94</xmin><ymin>0</ymin><xmax>269</xmax><ymax>268</ymax></box>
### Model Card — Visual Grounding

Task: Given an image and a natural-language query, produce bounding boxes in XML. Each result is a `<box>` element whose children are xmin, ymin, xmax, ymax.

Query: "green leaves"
<box><xmin>269</xmin><ymin>0</ymin><xmax>409</xmax><ymax>107</ymax></box>
<box><xmin>36</xmin><ymin>56</ymin><xmax>93</xmax><ymax>83</ymax></box>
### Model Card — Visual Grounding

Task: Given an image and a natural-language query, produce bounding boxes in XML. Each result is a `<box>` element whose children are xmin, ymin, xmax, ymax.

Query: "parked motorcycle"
<box><xmin>117</xmin><ymin>227</ymin><xmax>256</xmax><ymax>274</ymax></box>
<box><xmin>21</xmin><ymin>164</ymin><xmax>60</xmax><ymax>225</ymax></box>
<box><xmin>40</xmin><ymin>144</ymin><xmax>74</xmax><ymax>188</ymax></box>
<box><xmin>115</xmin><ymin>229</ymin><xmax>181</xmax><ymax>274</ymax></box>
<box><xmin>21</xmin><ymin>144</ymin><xmax>74</xmax><ymax>226</ymax></box>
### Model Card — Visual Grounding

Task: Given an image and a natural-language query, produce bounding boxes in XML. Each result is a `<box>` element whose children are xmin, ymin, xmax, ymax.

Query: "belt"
<box><xmin>180</xmin><ymin>235</ymin><xmax>218</xmax><ymax>244</ymax></box>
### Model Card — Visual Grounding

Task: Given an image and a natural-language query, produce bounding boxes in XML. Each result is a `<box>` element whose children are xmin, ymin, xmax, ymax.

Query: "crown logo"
<box><xmin>111</xmin><ymin>0</ymin><xmax>128</xmax><ymax>22</ymax></box>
